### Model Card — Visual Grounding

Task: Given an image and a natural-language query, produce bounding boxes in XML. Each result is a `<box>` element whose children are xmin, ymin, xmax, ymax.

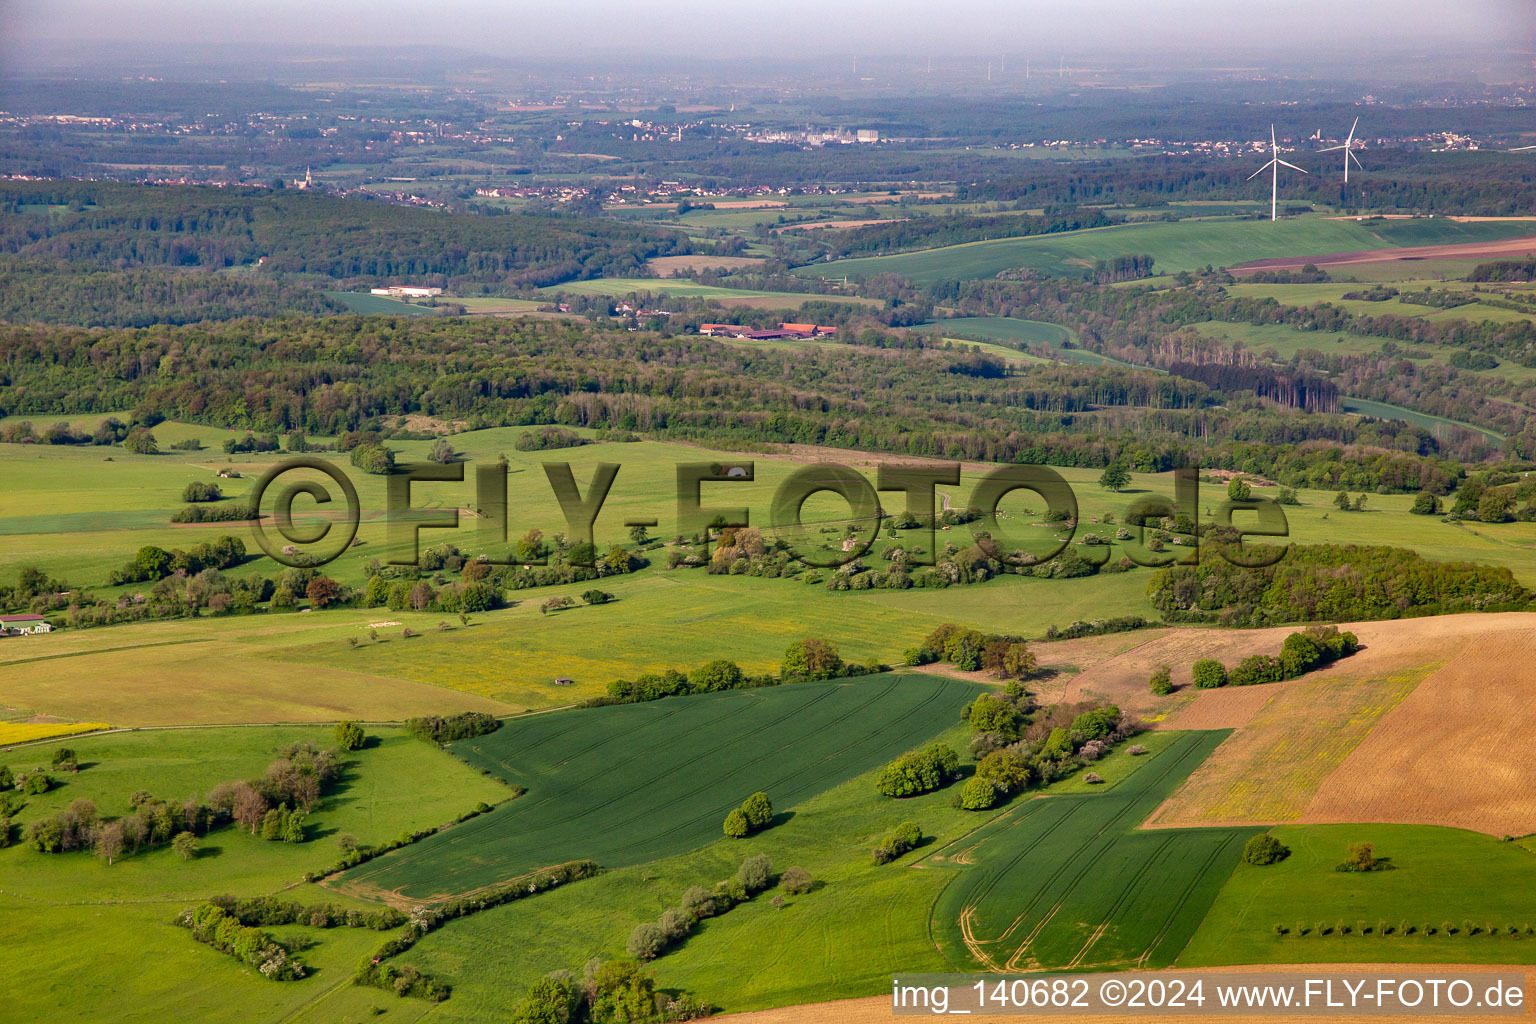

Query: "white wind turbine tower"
<box><xmin>1248</xmin><ymin>125</ymin><xmax>1307</xmax><ymax>222</ymax></box>
<box><xmin>1319</xmin><ymin>117</ymin><xmax>1366</xmax><ymax>183</ymax></box>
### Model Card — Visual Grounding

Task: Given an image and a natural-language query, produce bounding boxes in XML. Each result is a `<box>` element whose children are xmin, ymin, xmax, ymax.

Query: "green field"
<box><xmin>927</xmin><ymin>317</ymin><xmax>1144</xmax><ymax>367</ymax></box>
<box><xmin>1182</xmin><ymin>824</ymin><xmax>1536</xmax><ymax>966</ymax></box>
<box><xmin>1342</xmin><ymin>398</ymin><xmax>1504</xmax><ymax>442</ymax></box>
<box><xmin>932</xmin><ymin>730</ymin><xmax>1257</xmax><ymax>972</ymax></box>
<box><xmin>795</xmin><ymin>217</ymin><xmax>1536</xmax><ymax>286</ymax></box>
<box><xmin>324</xmin><ymin>290</ymin><xmax>439</xmax><ymax>316</ymax></box>
<box><xmin>9</xmin><ymin>428</ymin><xmax>1536</xmax><ymax>725</ymax></box>
<box><xmin>0</xmin><ymin>726</ymin><xmax>511</xmax><ymax>1024</ymax></box>
<box><xmin>338</xmin><ymin>675</ymin><xmax>981</xmax><ymax>901</ymax></box>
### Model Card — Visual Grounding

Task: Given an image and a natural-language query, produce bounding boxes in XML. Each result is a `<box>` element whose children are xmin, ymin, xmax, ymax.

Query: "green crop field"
<box><xmin>337</xmin><ymin>674</ymin><xmax>982</xmax><ymax>901</ymax></box>
<box><xmin>932</xmin><ymin>730</ymin><xmax>1257</xmax><ymax>973</ymax></box>
<box><xmin>1181</xmin><ymin>823</ymin><xmax>1536</xmax><ymax>966</ymax></box>
<box><xmin>393</xmin><ymin>726</ymin><xmax>1200</xmax><ymax>1017</ymax></box>
<box><xmin>793</xmin><ymin>217</ymin><xmax>1536</xmax><ymax>286</ymax></box>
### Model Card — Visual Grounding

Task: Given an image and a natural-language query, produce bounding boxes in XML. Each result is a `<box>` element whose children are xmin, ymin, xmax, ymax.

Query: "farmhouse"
<box><xmin>370</xmin><ymin>285</ymin><xmax>443</xmax><ymax>298</ymax></box>
<box><xmin>0</xmin><ymin>614</ymin><xmax>52</xmax><ymax>636</ymax></box>
<box><xmin>698</xmin><ymin>322</ymin><xmax>836</xmax><ymax>340</ymax></box>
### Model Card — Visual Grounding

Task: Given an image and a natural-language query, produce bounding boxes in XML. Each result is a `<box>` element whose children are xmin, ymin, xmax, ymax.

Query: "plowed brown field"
<box><xmin>1303</xmin><ymin>619</ymin><xmax>1536</xmax><ymax>836</ymax></box>
<box><xmin>1145</xmin><ymin>614</ymin><xmax>1536</xmax><ymax>828</ymax></box>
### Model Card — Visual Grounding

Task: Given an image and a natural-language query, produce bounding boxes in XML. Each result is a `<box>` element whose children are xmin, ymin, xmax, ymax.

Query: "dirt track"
<box><xmin>1231</xmin><ymin>235</ymin><xmax>1536</xmax><ymax>273</ymax></box>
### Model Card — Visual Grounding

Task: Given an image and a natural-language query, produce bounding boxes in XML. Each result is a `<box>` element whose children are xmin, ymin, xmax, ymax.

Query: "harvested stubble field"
<box><xmin>1144</xmin><ymin>614</ymin><xmax>1536</xmax><ymax>828</ymax></box>
<box><xmin>1303</xmin><ymin>617</ymin><xmax>1536</xmax><ymax>836</ymax></box>
<box><xmin>334</xmin><ymin>674</ymin><xmax>981</xmax><ymax>903</ymax></box>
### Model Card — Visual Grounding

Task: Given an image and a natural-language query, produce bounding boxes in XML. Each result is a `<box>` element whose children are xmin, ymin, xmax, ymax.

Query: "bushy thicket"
<box><xmin>177</xmin><ymin>902</ymin><xmax>306</xmax><ymax>980</ymax></box>
<box><xmin>201</xmin><ymin>894</ymin><xmax>406</xmax><ymax>930</ymax></box>
<box><xmin>961</xmin><ymin>698</ymin><xmax>1140</xmax><ymax>811</ymax></box>
<box><xmin>1148</xmin><ymin>544</ymin><xmax>1533</xmax><ymax>626</ymax></box>
<box><xmin>1042</xmin><ymin>615</ymin><xmax>1156</xmax><ymax>641</ymax></box>
<box><xmin>904</xmin><ymin>623</ymin><xmax>1038</xmax><ymax>679</ymax></box>
<box><xmin>875</xmin><ymin>743</ymin><xmax>961</xmax><ymax>798</ymax></box>
<box><xmin>404</xmin><ymin>712</ymin><xmax>501</xmax><ymax>744</ymax></box>
<box><xmin>1182</xmin><ymin>625</ymin><xmax>1361</xmax><ymax>689</ymax></box>
<box><xmin>873</xmin><ymin>821</ymin><xmax>923</xmax><ymax>864</ymax></box>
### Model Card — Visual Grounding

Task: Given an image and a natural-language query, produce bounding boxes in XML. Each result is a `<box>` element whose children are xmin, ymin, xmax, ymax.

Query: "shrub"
<box><xmin>1410</xmin><ymin>492</ymin><xmax>1441</xmax><ymax>515</ymax></box>
<box><xmin>875</xmin><ymin>743</ymin><xmax>961</xmax><ymax>798</ymax></box>
<box><xmin>627</xmin><ymin>921</ymin><xmax>667</xmax><ymax>961</ymax></box>
<box><xmin>181</xmin><ymin>481</ymin><xmax>223</xmax><ymax>503</ymax></box>
<box><xmin>1243</xmin><ymin>833</ymin><xmax>1290</xmax><ymax>866</ymax></box>
<box><xmin>779</xmin><ymin>865</ymin><xmax>814</xmax><ymax>895</ymax></box>
<box><xmin>1191</xmin><ymin>659</ymin><xmax>1227</xmax><ymax>688</ymax></box>
<box><xmin>404</xmin><ymin>712</ymin><xmax>500</xmax><ymax>743</ymax></box>
<box><xmin>874</xmin><ymin>821</ymin><xmax>923</xmax><ymax>863</ymax></box>
<box><xmin>22</xmin><ymin>773</ymin><xmax>52</xmax><ymax>795</ymax></box>
<box><xmin>1082</xmin><ymin>772</ymin><xmax>1104</xmax><ymax>784</ymax></box>
<box><xmin>50</xmin><ymin>747</ymin><xmax>77</xmax><ymax>769</ymax></box>
<box><xmin>781</xmin><ymin>637</ymin><xmax>844</xmax><ymax>680</ymax></box>
<box><xmin>334</xmin><ymin>721</ymin><xmax>365</xmax><ymax>751</ymax></box>
<box><xmin>1229</xmin><ymin>654</ymin><xmax>1284</xmax><ymax>686</ymax></box>
<box><xmin>735</xmin><ymin>853</ymin><xmax>773</xmax><ymax>894</ymax></box>
<box><xmin>1148</xmin><ymin>664</ymin><xmax>1173</xmax><ymax>696</ymax></box>
<box><xmin>1336</xmin><ymin>841</ymin><xmax>1384</xmax><ymax>873</ymax></box>
<box><xmin>959</xmin><ymin>775</ymin><xmax>1002</xmax><ymax>810</ymax></box>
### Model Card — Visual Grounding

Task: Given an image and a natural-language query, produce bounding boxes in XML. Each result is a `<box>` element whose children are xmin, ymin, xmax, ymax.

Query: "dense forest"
<box><xmin>0</xmin><ymin>182</ymin><xmax>694</xmax><ymax>289</ymax></box>
<box><xmin>0</xmin><ymin>314</ymin><xmax>1493</xmax><ymax>494</ymax></box>
<box><xmin>0</xmin><ymin>257</ymin><xmax>342</xmax><ymax>326</ymax></box>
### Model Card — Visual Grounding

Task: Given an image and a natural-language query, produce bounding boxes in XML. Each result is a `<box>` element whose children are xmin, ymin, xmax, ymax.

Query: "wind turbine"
<box><xmin>1319</xmin><ymin>117</ymin><xmax>1366</xmax><ymax>183</ymax></box>
<box><xmin>1248</xmin><ymin>125</ymin><xmax>1307</xmax><ymax>222</ymax></box>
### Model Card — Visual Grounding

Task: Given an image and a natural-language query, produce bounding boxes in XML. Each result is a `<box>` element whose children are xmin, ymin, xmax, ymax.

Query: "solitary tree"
<box><xmin>1226</xmin><ymin>477</ymin><xmax>1252</xmax><ymax>502</ymax></box>
<box><xmin>722</xmin><ymin>809</ymin><xmax>750</xmax><ymax>838</ymax></box>
<box><xmin>1098</xmin><ymin>463</ymin><xmax>1131</xmax><ymax>492</ymax></box>
<box><xmin>628</xmin><ymin>523</ymin><xmax>650</xmax><ymax>545</ymax></box>
<box><xmin>172</xmin><ymin>831</ymin><xmax>200</xmax><ymax>861</ymax></box>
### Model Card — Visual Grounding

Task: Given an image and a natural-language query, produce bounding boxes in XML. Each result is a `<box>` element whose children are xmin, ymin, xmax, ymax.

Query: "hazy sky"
<box><xmin>4</xmin><ymin>0</ymin><xmax>1533</xmax><ymax>58</ymax></box>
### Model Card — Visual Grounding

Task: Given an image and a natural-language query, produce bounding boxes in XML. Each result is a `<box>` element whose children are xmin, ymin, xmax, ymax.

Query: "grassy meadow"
<box><xmin>1181</xmin><ymin>823</ymin><xmax>1536</xmax><ymax>966</ymax></box>
<box><xmin>7</xmin><ymin>426</ymin><xmax>1536</xmax><ymax>722</ymax></box>
<box><xmin>0</xmin><ymin>726</ymin><xmax>510</xmax><ymax>1024</ymax></box>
